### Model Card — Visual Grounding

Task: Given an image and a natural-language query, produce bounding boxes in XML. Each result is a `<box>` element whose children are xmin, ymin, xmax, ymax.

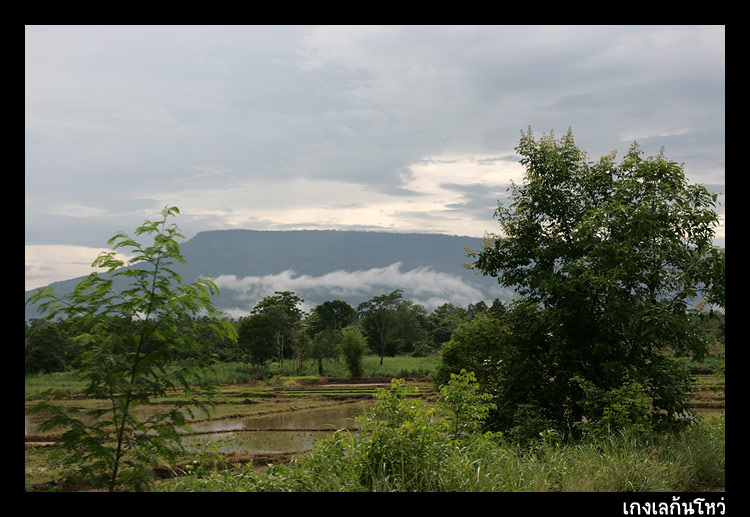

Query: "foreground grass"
<box><xmin>154</xmin><ymin>414</ymin><xmax>724</xmax><ymax>492</ymax></box>
<box><xmin>26</xmin><ymin>411</ymin><xmax>724</xmax><ymax>492</ymax></box>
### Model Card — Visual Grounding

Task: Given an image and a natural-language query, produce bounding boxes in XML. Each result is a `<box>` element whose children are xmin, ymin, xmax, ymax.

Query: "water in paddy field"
<box><xmin>26</xmin><ymin>401</ymin><xmax>373</xmax><ymax>455</ymax></box>
<box><xmin>181</xmin><ymin>401</ymin><xmax>372</xmax><ymax>455</ymax></box>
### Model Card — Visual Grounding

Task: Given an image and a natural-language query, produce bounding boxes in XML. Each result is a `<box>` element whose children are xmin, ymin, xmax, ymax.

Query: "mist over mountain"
<box><xmin>25</xmin><ymin>230</ymin><xmax>514</xmax><ymax>320</ymax></box>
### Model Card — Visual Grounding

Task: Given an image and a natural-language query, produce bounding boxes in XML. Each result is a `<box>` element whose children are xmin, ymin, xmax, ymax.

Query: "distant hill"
<box><xmin>25</xmin><ymin>230</ymin><xmax>513</xmax><ymax>320</ymax></box>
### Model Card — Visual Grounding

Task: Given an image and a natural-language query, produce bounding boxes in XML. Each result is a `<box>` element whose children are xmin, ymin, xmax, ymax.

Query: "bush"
<box><xmin>340</xmin><ymin>326</ymin><xmax>367</xmax><ymax>378</ymax></box>
<box><xmin>572</xmin><ymin>374</ymin><xmax>654</xmax><ymax>439</ymax></box>
<box><xmin>438</xmin><ymin>369</ymin><xmax>496</xmax><ymax>440</ymax></box>
<box><xmin>432</xmin><ymin>314</ymin><xmax>508</xmax><ymax>387</ymax></box>
<box><xmin>410</xmin><ymin>340</ymin><xmax>433</xmax><ymax>358</ymax></box>
<box><xmin>356</xmin><ymin>379</ymin><xmax>450</xmax><ymax>490</ymax></box>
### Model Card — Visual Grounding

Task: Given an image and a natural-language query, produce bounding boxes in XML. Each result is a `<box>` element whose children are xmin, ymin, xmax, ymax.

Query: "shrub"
<box><xmin>340</xmin><ymin>326</ymin><xmax>367</xmax><ymax>378</ymax></box>
<box><xmin>357</xmin><ymin>379</ymin><xmax>450</xmax><ymax>490</ymax></box>
<box><xmin>572</xmin><ymin>374</ymin><xmax>654</xmax><ymax>439</ymax></box>
<box><xmin>438</xmin><ymin>369</ymin><xmax>496</xmax><ymax>440</ymax></box>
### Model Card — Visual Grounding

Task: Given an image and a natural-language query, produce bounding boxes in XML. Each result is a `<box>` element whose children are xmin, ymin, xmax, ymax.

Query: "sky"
<box><xmin>25</xmin><ymin>25</ymin><xmax>725</xmax><ymax>292</ymax></box>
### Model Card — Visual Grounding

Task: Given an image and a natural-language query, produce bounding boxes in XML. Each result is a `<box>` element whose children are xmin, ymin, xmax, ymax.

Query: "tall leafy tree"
<box><xmin>387</xmin><ymin>299</ymin><xmax>430</xmax><ymax>356</ymax></box>
<box><xmin>307</xmin><ymin>300</ymin><xmax>357</xmax><ymax>336</ymax></box>
<box><xmin>357</xmin><ymin>290</ymin><xmax>405</xmax><ymax>366</ymax></box>
<box><xmin>25</xmin><ymin>206</ymin><xmax>237</xmax><ymax>491</ymax></box>
<box><xmin>428</xmin><ymin>303</ymin><xmax>469</xmax><ymax>347</ymax></box>
<box><xmin>253</xmin><ymin>291</ymin><xmax>304</xmax><ymax>322</ymax></box>
<box><xmin>249</xmin><ymin>291</ymin><xmax>304</xmax><ymax>365</ymax></box>
<box><xmin>238</xmin><ymin>312</ymin><xmax>277</xmax><ymax>365</ymax></box>
<box><xmin>307</xmin><ymin>300</ymin><xmax>357</xmax><ymax>375</ymax></box>
<box><xmin>467</xmin><ymin>128</ymin><xmax>724</xmax><ymax>436</ymax></box>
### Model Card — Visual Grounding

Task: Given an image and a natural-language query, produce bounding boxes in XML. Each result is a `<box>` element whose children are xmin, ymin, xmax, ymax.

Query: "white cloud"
<box><xmin>406</xmin><ymin>153</ymin><xmax>523</xmax><ymax>193</ymax></box>
<box><xmin>47</xmin><ymin>203</ymin><xmax>110</xmax><ymax>218</ymax></box>
<box><xmin>139</xmin><ymin>155</ymin><xmax>524</xmax><ymax>238</ymax></box>
<box><xmin>213</xmin><ymin>261</ymin><xmax>486</xmax><ymax>315</ymax></box>
<box><xmin>25</xmin><ymin>245</ymin><xmax>134</xmax><ymax>291</ymax></box>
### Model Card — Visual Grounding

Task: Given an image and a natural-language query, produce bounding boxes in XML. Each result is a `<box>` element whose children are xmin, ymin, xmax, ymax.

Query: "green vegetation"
<box><xmin>151</xmin><ymin>376</ymin><xmax>724</xmax><ymax>492</ymax></box>
<box><xmin>26</xmin><ymin>349</ymin><xmax>723</xmax><ymax>491</ymax></box>
<box><xmin>25</xmin><ymin>129</ymin><xmax>725</xmax><ymax>492</ymax></box>
<box><xmin>25</xmin><ymin>206</ymin><xmax>237</xmax><ymax>492</ymax></box>
<box><xmin>357</xmin><ymin>289</ymin><xmax>432</xmax><ymax>365</ymax></box>
<box><xmin>195</xmin><ymin>354</ymin><xmax>441</xmax><ymax>385</ymax></box>
<box><xmin>461</xmin><ymin>128</ymin><xmax>724</xmax><ymax>440</ymax></box>
<box><xmin>339</xmin><ymin>326</ymin><xmax>367</xmax><ymax>377</ymax></box>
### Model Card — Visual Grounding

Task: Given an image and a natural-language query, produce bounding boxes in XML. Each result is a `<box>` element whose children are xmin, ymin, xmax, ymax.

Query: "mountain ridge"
<box><xmin>25</xmin><ymin>229</ymin><xmax>510</xmax><ymax>320</ymax></box>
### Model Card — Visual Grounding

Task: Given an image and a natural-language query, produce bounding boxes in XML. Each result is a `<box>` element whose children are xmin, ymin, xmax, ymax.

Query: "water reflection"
<box><xmin>182</xmin><ymin>430</ymin><xmax>327</xmax><ymax>455</ymax></box>
<box><xmin>183</xmin><ymin>401</ymin><xmax>371</xmax><ymax>455</ymax></box>
<box><xmin>26</xmin><ymin>401</ymin><xmax>373</xmax><ymax>455</ymax></box>
<box><xmin>25</xmin><ymin>406</ymin><xmax>195</xmax><ymax>436</ymax></box>
<box><xmin>189</xmin><ymin>402</ymin><xmax>370</xmax><ymax>433</ymax></box>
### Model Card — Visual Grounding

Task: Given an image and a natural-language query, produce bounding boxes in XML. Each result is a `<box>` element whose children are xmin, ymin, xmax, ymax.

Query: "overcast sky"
<box><xmin>25</xmin><ymin>25</ymin><xmax>725</xmax><ymax>291</ymax></box>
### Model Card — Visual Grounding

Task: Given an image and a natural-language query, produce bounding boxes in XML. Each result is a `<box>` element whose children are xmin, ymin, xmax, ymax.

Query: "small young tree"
<box><xmin>25</xmin><ymin>206</ymin><xmax>237</xmax><ymax>491</ymax></box>
<box><xmin>357</xmin><ymin>379</ymin><xmax>449</xmax><ymax>490</ymax></box>
<box><xmin>437</xmin><ymin>369</ymin><xmax>496</xmax><ymax>441</ymax></box>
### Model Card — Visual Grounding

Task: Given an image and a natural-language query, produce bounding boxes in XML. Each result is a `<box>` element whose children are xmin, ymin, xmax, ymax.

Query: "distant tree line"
<box><xmin>24</xmin><ymin>289</ymin><xmax>508</xmax><ymax>377</ymax></box>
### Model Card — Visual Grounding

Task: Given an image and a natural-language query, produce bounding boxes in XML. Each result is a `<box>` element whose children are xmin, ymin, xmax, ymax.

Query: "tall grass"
<box><xmin>24</xmin><ymin>371</ymin><xmax>87</xmax><ymax>392</ymax></box>
<box><xmin>25</xmin><ymin>355</ymin><xmax>440</xmax><ymax>391</ymax></box>
<box><xmin>28</xmin><ymin>355</ymin><xmax>723</xmax><ymax>492</ymax></box>
<box><xmin>155</xmin><ymin>405</ymin><xmax>724</xmax><ymax>492</ymax></box>
<box><xmin>360</xmin><ymin>354</ymin><xmax>441</xmax><ymax>378</ymax></box>
<box><xmin>200</xmin><ymin>355</ymin><xmax>441</xmax><ymax>385</ymax></box>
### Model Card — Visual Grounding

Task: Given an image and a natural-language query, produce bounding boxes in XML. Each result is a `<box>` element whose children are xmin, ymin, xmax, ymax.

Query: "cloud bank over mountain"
<box><xmin>213</xmin><ymin>261</ymin><xmax>507</xmax><ymax>317</ymax></box>
<box><xmin>26</xmin><ymin>230</ymin><xmax>511</xmax><ymax>320</ymax></box>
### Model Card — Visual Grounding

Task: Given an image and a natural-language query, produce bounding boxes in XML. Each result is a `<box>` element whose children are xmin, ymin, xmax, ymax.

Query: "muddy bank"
<box><xmin>152</xmin><ymin>451</ymin><xmax>297</xmax><ymax>480</ymax></box>
<box><xmin>311</xmin><ymin>376</ymin><xmax>429</xmax><ymax>385</ymax></box>
<box><xmin>27</xmin><ymin>451</ymin><xmax>298</xmax><ymax>491</ymax></box>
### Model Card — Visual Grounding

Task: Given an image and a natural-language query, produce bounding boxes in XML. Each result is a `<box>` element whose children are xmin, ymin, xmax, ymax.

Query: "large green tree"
<box><xmin>466</xmin><ymin>128</ymin><xmax>724</xmax><ymax>437</ymax></box>
<box><xmin>306</xmin><ymin>300</ymin><xmax>357</xmax><ymax>374</ymax></box>
<box><xmin>357</xmin><ymin>290</ymin><xmax>429</xmax><ymax>364</ymax></box>
<box><xmin>428</xmin><ymin>303</ymin><xmax>470</xmax><ymax>347</ymax></box>
<box><xmin>249</xmin><ymin>291</ymin><xmax>304</xmax><ymax>366</ymax></box>
<box><xmin>357</xmin><ymin>290</ymin><xmax>404</xmax><ymax>366</ymax></box>
<box><xmin>25</xmin><ymin>206</ymin><xmax>237</xmax><ymax>491</ymax></box>
<box><xmin>238</xmin><ymin>311</ymin><xmax>278</xmax><ymax>365</ymax></box>
<box><xmin>307</xmin><ymin>300</ymin><xmax>357</xmax><ymax>336</ymax></box>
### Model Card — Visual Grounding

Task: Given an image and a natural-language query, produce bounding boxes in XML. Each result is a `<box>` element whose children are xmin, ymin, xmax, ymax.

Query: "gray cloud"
<box><xmin>439</xmin><ymin>182</ymin><xmax>513</xmax><ymax>222</ymax></box>
<box><xmin>26</xmin><ymin>25</ymin><xmax>725</xmax><ymax>287</ymax></box>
